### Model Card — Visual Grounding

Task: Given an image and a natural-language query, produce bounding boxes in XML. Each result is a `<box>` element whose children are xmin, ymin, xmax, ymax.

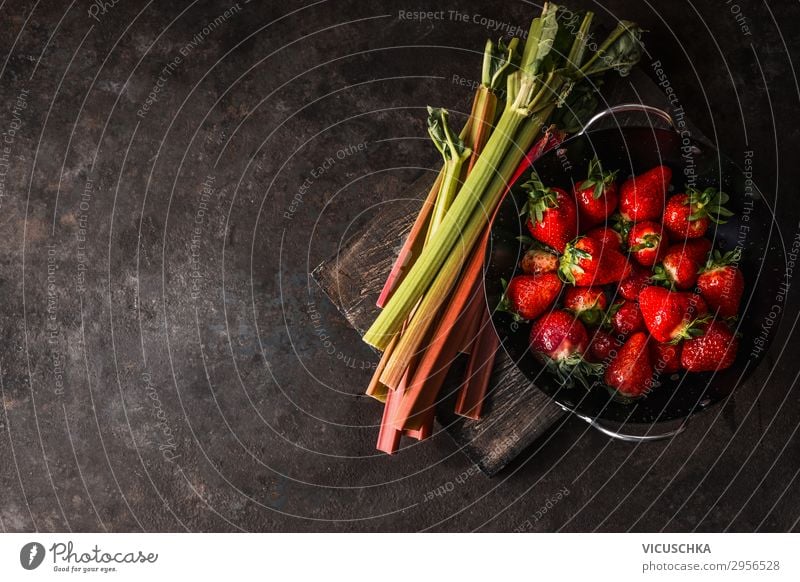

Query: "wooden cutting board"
<box><xmin>312</xmin><ymin>69</ymin><xmax>705</xmax><ymax>475</ymax></box>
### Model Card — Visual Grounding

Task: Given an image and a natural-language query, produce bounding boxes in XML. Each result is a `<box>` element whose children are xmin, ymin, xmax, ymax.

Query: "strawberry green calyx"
<box><xmin>520</xmin><ymin>173</ymin><xmax>558</xmax><ymax>225</ymax></box>
<box><xmin>496</xmin><ymin>278</ymin><xmax>524</xmax><ymax>322</ymax></box>
<box><xmin>542</xmin><ymin>353</ymin><xmax>604</xmax><ymax>389</ymax></box>
<box><xmin>650</xmin><ymin>264</ymin><xmax>675</xmax><ymax>290</ymax></box>
<box><xmin>701</xmin><ymin>248</ymin><xmax>742</xmax><ymax>273</ymax></box>
<box><xmin>557</xmin><ymin>239</ymin><xmax>590</xmax><ymax>285</ymax></box>
<box><xmin>600</xmin><ymin>301</ymin><xmax>623</xmax><ymax>330</ymax></box>
<box><xmin>629</xmin><ymin>233</ymin><xmax>661</xmax><ymax>252</ymax></box>
<box><xmin>581</xmin><ymin>156</ymin><xmax>618</xmax><ymax>200</ymax></box>
<box><xmin>668</xmin><ymin>314</ymin><xmax>713</xmax><ymax>344</ymax></box>
<box><xmin>610</xmin><ymin>212</ymin><xmax>633</xmax><ymax>244</ymax></box>
<box><xmin>685</xmin><ymin>187</ymin><xmax>734</xmax><ymax>224</ymax></box>
<box><xmin>572</xmin><ymin>297</ymin><xmax>604</xmax><ymax>326</ymax></box>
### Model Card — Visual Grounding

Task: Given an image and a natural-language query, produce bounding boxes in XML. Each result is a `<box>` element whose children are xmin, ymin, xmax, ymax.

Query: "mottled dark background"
<box><xmin>0</xmin><ymin>0</ymin><xmax>798</xmax><ymax>532</ymax></box>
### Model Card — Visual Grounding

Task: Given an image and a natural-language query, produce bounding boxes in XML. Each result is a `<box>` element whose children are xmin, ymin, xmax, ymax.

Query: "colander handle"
<box><xmin>562</xmin><ymin>407</ymin><xmax>691</xmax><ymax>442</ymax></box>
<box><xmin>578</xmin><ymin>103</ymin><xmax>675</xmax><ymax>136</ymax></box>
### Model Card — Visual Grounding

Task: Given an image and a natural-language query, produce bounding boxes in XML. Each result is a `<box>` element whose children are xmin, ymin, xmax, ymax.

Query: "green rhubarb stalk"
<box><xmin>425</xmin><ymin>107</ymin><xmax>471</xmax><ymax>240</ymax></box>
<box><xmin>380</xmin><ymin>202</ymin><xmax>489</xmax><ymax>387</ymax></box>
<box><xmin>376</xmin><ymin>38</ymin><xmax>520</xmax><ymax>390</ymax></box>
<box><xmin>376</xmin><ymin>32</ymin><xmax>519</xmax><ymax>310</ymax></box>
<box><xmin>364</xmin><ymin>120</ymin><xmax>520</xmax><ymax>350</ymax></box>
<box><xmin>383</xmin><ymin>114</ymin><xmax>553</xmax><ymax>391</ymax></box>
<box><xmin>466</xmin><ymin>86</ymin><xmax>498</xmax><ymax>175</ymax></box>
<box><xmin>428</xmin><ymin>35</ymin><xmax>520</xmax><ymax>238</ymax></box>
<box><xmin>365</xmin><ymin>92</ymin><xmax>551</xmax><ymax>350</ymax></box>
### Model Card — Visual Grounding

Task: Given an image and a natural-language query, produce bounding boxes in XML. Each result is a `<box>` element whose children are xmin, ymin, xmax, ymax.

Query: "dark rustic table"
<box><xmin>0</xmin><ymin>0</ymin><xmax>798</xmax><ymax>532</ymax></box>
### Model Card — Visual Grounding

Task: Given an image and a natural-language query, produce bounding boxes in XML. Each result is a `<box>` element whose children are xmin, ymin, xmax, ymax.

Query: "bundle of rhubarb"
<box><xmin>363</xmin><ymin>3</ymin><xmax>646</xmax><ymax>453</ymax></box>
<box><xmin>504</xmin><ymin>162</ymin><xmax>743</xmax><ymax>401</ymax></box>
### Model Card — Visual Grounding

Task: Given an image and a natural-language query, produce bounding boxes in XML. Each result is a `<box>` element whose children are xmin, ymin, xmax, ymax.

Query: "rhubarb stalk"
<box><xmin>375</xmin><ymin>35</ymin><xmax>518</xmax><ymax>309</ymax></box>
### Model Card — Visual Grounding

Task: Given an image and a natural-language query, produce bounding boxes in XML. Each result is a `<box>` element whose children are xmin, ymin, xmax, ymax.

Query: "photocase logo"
<box><xmin>20</xmin><ymin>542</ymin><xmax>46</xmax><ymax>570</ymax></box>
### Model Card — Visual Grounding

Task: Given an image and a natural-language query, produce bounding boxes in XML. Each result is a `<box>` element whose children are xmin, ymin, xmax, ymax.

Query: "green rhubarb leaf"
<box><xmin>482</xmin><ymin>38</ymin><xmax>520</xmax><ymax>92</ymax></box>
<box><xmin>552</xmin><ymin>81</ymin><xmax>602</xmax><ymax>133</ymax></box>
<box><xmin>581</xmin><ymin>21</ymin><xmax>644</xmax><ymax>78</ymax></box>
<box><xmin>426</xmin><ymin>106</ymin><xmax>467</xmax><ymax>163</ymax></box>
<box><xmin>529</xmin><ymin>3</ymin><xmax>560</xmax><ymax>75</ymax></box>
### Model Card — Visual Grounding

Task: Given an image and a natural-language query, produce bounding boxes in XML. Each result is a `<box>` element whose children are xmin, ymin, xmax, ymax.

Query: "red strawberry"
<box><xmin>619</xmin><ymin>165</ymin><xmax>672</xmax><ymax>222</ymax></box>
<box><xmin>679</xmin><ymin>237</ymin><xmax>713</xmax><ymax>265</ymax></box>
<box><xmin>520</xmin><ymin>247</ymin><xmax>559</xmax><ymax>275</ymax></box>
<box><xmin>529</xmin><ymin>311</ymin><xmax>602</xmax><ymax>387</ymax></box>
<box><xmin>628</xmin><ymin>221</ymin><xmax>669</xmax><ymax>267</ymax></box>
<box><xmin>586</xmin><ymin>226</ymin><xmax>624</xmax><ymax>253</ymax></box>
<box><xmin>680</xmin><ymin>321</ymin><xmax>739</xmax><ymax>372</ymax></box>
<box><xmin>559</xmin><ymin>236</ymin><xmax>632</xmax><ymax>286</ymax></box>
<box><xmin>652</xmin><ymin>244</ymin><xmax>701</xmax><ymax>290</ymax></box>
<box><xmin>607</xmin><ymin>301</ymin><xmax>645</xmax><ymax>336</ymax></box>
<box><xmin>638</xmin><ymin>286</ymin><xmax>709</xmax><ymax>343</ymax></box>
<box><xmin>604</xmin><ymin>332</ymin><xmax>653</xmax><ymax>400</ymax></box>
<box><xmin>663</xmin><ymin>187</ymin><xmax>733</xmax><ymax>240</ymax></box>
<box><xmin>523</xmin><ymin>178</ymin><xmax>578</xmax><ymax>253</ymax></box>
<box><xmin>618</xmin><ymin>264</ymin><xmax>652</xmax><ymax>301</ymax></box>
<box><xmin>564</xmin><ymin>286</ymin><xmax>608</xmax><ymax>326</ymax></box>
<box><xmin>530</xmin><ymin>311</ymin><xmax>589</xmax><ymax>359</ymax></box>
<box><xmin>574</xmin><ymin>156</ymin><xmax>619</xmax><ymax>229</ymax></box>
<box><xmin>697</xmin><ymin>250</ymin><xmax>744</xmax><ymax>318</ymax></box>
<box><xmin>651</xmin><ymin>342</ymin><xmax>681</xmax><ymax>374</ymax></box>
<box><xmin>693</xmin><ymin>294</ymin><xmax>709</xmax><ymax>315</ymax></box>
<box><xmin>588</xmin><ymin>328</ymin><xmax>620</xmax><ymax>363</ymax></box>
<box><xmin>501</xmin><ymin>273</ymin><xmax>562</xmax><ymax>320</ymax></box>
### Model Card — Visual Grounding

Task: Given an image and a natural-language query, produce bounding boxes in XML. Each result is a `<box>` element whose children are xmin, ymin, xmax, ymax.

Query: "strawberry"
<box><xmin>638</xmin><ymin>286</ymin><xmax>709</xmax><ymax>343</ymax></box>
<box><xmin>651</xmin><ymin>342</ymin><xmax>681</xmax><ymax>374</ymax></box>
<box><xmin>574</xmin><ymin>156</ymin><xmax>619</xmax><ymax>229</ymax></box>
<box><xmin>500</xmin><ymin>273</ymin><xmax>562</xmax><ymax>320</ymax></box>
<box><xmin>520</xmin><ymin>246</ymin><xmax>559</xmax><ymax>275</ymax></box>
<box><xmin>564</xmin><ymin>286</ymin><xmax>608</xmax><ymax>326</ymax></box>
<box><xmin>619</xmin><ymin>165</ymin><xmax>672</xmax><ymax>222</ymax></box>
<box><xmin>652</xmin><ymin>244</ymin><xmax>701</xmax><ymax>290</ymax></box>
<box><xmin>604</xmin><ymin>332</ymin><xmax>654</xmax><ymax>400</ymax></box>
<box><xmin>530</xmin><ymin>311</ymin><xmax>589</xmax><ymax>359</ymax></box>
<box><xmin>529</xmin><ymin>311</ymin><xmax>602</xmax><ymax>388</ymax></box>
<box><xmin>679</xmin><ymin>237</ymin><xmax>713</xmax><ymax>265</ymax></box>
<box><xmin>693</xmin><ymin>294</ymin><xmax>709</xmax><ymax>315</ymax></box>
<box><xmin>618</xmin><ymin>263</ymin><xmax>652</xmax><ymax>301</ymax></box>
<box><xmin>606</xmin><ymin>300</ymin><xmax>645</xmax><ymax>336</ymax></box>
<box><xmin>522</xmin><ymin>177</ymin><xmax>578</xmax><ymax>253</ymax></box>
<box><xmin>586</xmin><ymin>225</ymin><xmax>624</xmax><ymax>253</ymax></box>
<box><xmin>628</xmin><ymin>221</ymin><xmax>669</xmax><ymax>267</ymax></box>
<box><xmin>680</xmin><ymin>321</ymin><xmax>739</xmax><ymax>372</ymax></box>
<box><xmin>559</xmin><ymin>236</ymin><xmax>632</xmax><ymax>286</ymax></box>
<box><xmin>697</xmin><ymin>250</ymin><xmax>744</xmax><ymax>318</ymax></box>
<box><xmin>663</xmin><ymin>187</ymin><xmax>733</xmax><ymax>240</ymax></box>
<box><xmin>587</xmin><ymin>328</ymin><xmax>621</xmax><ymax>363</ymax></box>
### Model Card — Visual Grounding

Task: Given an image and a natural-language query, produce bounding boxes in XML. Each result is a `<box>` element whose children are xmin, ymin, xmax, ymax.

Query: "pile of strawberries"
<box><xmin>501</xmin><ymin>158</ymin><xmax>744</xmax><ymax>401</ymax></box>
